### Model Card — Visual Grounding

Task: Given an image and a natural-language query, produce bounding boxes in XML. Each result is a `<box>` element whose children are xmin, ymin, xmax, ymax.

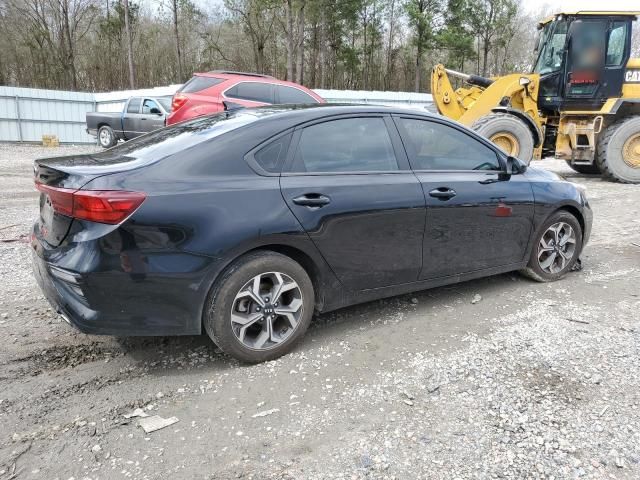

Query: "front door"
<box><xmin>281</xmin><ymin>115</ymin><xmax>426</xmax><ymax>291</ymax></box>
<box><xmin>394</xmin><ymin>116</ymin><xmax>535</xmax><ymax>279</ymax></box>
<box><xmin>141</xmin><ymin>98</ymin><xmax>166</xmax><ymax>131</ymax></box>
<box><xmin>562</xmin><ymin>18</ymin><xmax>631</xmax><ymax>110</ymax></box>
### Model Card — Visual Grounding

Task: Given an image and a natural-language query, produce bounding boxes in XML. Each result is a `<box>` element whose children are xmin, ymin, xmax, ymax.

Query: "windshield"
<box><xmin>533</xmin><ymin>20</ymin><xmax>569</xmax><ymax>74</ymax></box>
<box><xmin>158</xmin><ymin>97</ymin><xmax>172</xmax><ymax>112</ymax></box>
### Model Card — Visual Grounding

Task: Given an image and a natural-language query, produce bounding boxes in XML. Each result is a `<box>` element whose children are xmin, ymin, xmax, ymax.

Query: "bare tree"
<box><xmin>123</xmin><ymin>0</ymin><xmax>135</xmax><ymax>88</ymax></box>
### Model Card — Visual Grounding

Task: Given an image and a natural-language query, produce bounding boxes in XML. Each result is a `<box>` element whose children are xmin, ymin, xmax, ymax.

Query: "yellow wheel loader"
<box><xmin>431</xmin><ymin>11</ymin><xmax>640</xmax><ymax>183</ymax></box>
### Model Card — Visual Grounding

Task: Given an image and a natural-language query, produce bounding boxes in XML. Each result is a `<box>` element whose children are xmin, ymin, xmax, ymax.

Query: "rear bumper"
<box><xmin>31</xmin><ymin>226</ymin><xmax>221</xmax><ymax>336</ymax></box>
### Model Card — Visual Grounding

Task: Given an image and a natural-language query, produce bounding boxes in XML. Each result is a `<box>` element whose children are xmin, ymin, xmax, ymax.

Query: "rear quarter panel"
<box><xmin>79</xmin><ymin>123</ymin><xmax>341</xmax><ymax>331</ymax></box>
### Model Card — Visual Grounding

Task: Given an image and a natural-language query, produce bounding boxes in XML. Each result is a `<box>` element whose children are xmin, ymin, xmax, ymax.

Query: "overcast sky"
<box><xmin>524</xmin><ymin>0</ymin><xmax>640</xmax><ymax>14</ymax></box>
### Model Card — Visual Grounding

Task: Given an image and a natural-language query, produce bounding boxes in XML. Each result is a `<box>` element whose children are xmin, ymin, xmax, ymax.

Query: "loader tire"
<box><xmin>564</xmin><ymin>160</ymin><xmax>601</xmax><ymax>175</ymax></box>
<box><xmin>472</xmin><ymin>113</ymin><xmax>534</xmax><ymax>164</ymax></box>
<box><xmin>596</xmin><ymin>115</ymin><xmax>640</xmax><ymax>184</ymax></box>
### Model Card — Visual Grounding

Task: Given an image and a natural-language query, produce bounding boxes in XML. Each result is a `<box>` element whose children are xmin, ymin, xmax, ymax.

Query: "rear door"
<box><xmin>394</xmin><ymin>116</ymin><xmax>535</xmax><ymax>279</ymax></box>
<box><xmin>280</xmin><ymin>115</ymin><xmax>426</xmax><ymax>291</ymax></box>
<box><xmin>121</xmin><ymin>97</ymin><xmax>143</xmax><ymax>139</ymax></box>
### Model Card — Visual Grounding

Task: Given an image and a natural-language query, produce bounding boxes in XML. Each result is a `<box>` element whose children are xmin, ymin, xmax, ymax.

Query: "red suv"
<box><xmin>167</xmin><ymin>71</ymin><xmax>325</xmax><ymax>125</ymax></box>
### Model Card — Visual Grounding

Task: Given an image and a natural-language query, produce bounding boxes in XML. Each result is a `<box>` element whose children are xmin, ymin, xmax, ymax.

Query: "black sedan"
<box><xmin>31</xmin><ymin>105</ymin><xmax>592</xmax><ymax>363</ymax></box>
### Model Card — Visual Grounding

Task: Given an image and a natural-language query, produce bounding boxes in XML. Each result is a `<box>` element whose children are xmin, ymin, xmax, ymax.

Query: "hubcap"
<box><xmin>99</xmin><ymin>129</ymin><xmax>111</xmax><ymax>146</ymax></box>
<box><xmin>490</xmin><ymin>132</ymin><xmax>520</xmax><ymax>156</ymax></box>
<box><xmin>230</xmin><ymin>272</ymin><xmax>303</xmax><ymax>351</ymax></box>
<box><xmin>537</xmin><ymin>222</ymin><xmax>577</xmax><ymax>274</ymax></box>
<box><xmin>622</xmin><ymin>133</ymin><xmax>640</xmax><ymax>168</ymax></box>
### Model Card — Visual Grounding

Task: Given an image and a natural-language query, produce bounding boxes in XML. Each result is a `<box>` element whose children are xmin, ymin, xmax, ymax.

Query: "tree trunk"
<box><xmin>482</xmin><ymin>38</ymin><xmax>489</xmax><ymax>77</ymax></box>
<box><xmin>310</xmin><ymin>20</ymin><xmax>318</xmax><ymax>87</ymax></box>
<box><xmin>295</xmin><ymin>1</ymin><xmax>305</xmax><ymax>84</ymax></box>
<box><xmin>172</xmin><ymin>0</ymin><xmax>183</xmax><ymax>82</ymax></box>
<box><xmin>61</xmin><ymin>0</ymin><xmax>78</xmax><ymax>90</ymax></box>
<box><xmin>319</xmin><ymin>8</ymin><xmax>326</xmax><ymax>88</ymax></box>
<box><xmin>285</xmin><ymin>0</ymin><xmax>294</xmax><ymax>81</ymax></box>
<box><xmin>385</xmin><ymin>0</ymin><xmax>396</xmax><ymax>90</ymax></box>
<box><xmin>414</xmin><ymin>45</ymin><xmax>422</xmax><ymax>92</ymax></box>
<box><xmin>123</xmin><ymin>0</ymin><xmax>136</xmax><ymax>89</ymax></box>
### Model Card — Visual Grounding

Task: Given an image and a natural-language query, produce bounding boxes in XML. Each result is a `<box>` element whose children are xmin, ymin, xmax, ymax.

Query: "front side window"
<box><xmin>570</xmin><ymin>20</ymin><xmax>607</xmax><ymax>69</ymax></box>
<box><xmin>291</xmin><ymin>117</ymin><xmax>398</xmax><ymax>173</ymax></box>
<box><xmin>142</xmin><ymin>99</ymin><xmax>160</xmax><ymax>114</ymax></box>
<box><xmin>226</xmin><ymin>82</ymin><xmax>274</xmax><ymax>103</ymax></box>
<box><xmin>397</xmin><ymin>118</ymin><xmax>501</xmax><ymax>171</ymax></box>
<box><xmin>277</xmin><ymin>85</ymin><xmax>318</xmax><ymax>104</ymax></box>
<box><xmin>127</xmin><ymin>97</ymin><xmax>141</xmax><ymax>114</ymax></box>
<box><xmin>534</xmin><ymin>20</ymin><xmax>569</xmax><ymax>75</ymax></box>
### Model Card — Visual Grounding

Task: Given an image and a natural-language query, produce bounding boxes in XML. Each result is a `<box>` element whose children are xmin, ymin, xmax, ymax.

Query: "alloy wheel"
<box><xmin>537</xmin><ymin>222</ymin><xmax>577</xmax><ymax>274</ymax></box>
<box><xmin>99</xmin><ymin>129</ymin><xmax>111</xmax><ymax>147</ymax></box>
<box><xmin>230</xmin><ymin>272</ymin><xmax>303</xmax><ymax>350</ymax></box>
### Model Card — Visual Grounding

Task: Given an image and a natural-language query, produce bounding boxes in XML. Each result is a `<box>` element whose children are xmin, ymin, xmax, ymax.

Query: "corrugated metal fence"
<box><xmin>0</xmin><ymin>86</ymin><xmax>97</xmax><ymax>144</ymax></box>
<box><xmin>0</xmin><ymin>85</ymin><xmax>433</xmax><ymax>144</ymax></box>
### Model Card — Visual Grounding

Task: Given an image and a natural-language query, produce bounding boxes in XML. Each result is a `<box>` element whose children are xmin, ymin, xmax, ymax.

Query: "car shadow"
<box><xmin>113</xmin><ymin>271</ymin><xmax>524</xmax><ymax>372</ymax></box>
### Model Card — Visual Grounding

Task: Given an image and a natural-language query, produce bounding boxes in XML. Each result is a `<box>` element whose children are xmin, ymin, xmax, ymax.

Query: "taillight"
<box><xmin>36</xmin><ymin>183</ymin><xmax>146</xmax><ymax>225</ymax></box>
<box><xmin>171</xmin><ymin>93</ymin><xmax>187</xmax><ymax>112</ymax></box>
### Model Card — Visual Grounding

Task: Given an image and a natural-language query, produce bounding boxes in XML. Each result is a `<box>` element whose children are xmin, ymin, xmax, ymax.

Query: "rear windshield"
<box><xmin>180</xmin><ymin>76</ymin><xmax>225</xmax><ymax>93</ymax></box>
<box><xmin>83</xmin><ymin>110</ymin><xmax>268</xmax><ymax>171</ymax></box>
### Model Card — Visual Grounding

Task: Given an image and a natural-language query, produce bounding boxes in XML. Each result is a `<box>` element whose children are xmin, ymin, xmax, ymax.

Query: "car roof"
<box><xmin>238</xmin><ymin>103</ymin><xmax>439</xmax><ymax>125</ymax></box>
<box><xmin>193</xmin><ymin>71</ymin><xmax>319</xmax><ymax>90</ymax></box>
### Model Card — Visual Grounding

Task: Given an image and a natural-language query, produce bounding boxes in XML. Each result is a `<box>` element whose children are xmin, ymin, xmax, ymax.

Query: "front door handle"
<box><xmin>292</xmin><ymin>193</ymin><xmax>331</xmax><ymax>208</ymax></box>
<box><xmin>428</xmin><ymin>187</ymin><xmax>456</xmax><ymax>200</ymax></box>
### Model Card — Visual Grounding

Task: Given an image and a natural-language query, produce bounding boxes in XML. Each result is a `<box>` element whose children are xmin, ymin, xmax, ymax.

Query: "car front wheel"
<box><xmin>520</xmin><ymin>211</ymin><xmax>583</xmax><ymax>282</ymax></box>
<box><xmin>204</xmin><ymin>251</ymin><xmax>314</xmax><ymax>363</ymax></box>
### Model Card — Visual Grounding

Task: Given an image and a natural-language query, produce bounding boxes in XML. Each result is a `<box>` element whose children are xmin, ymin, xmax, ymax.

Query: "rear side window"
<box><xmin>127</xmin><ymin>98</ymin><xmax>141</xmax><ymax>113</ymax></box>
<box><xmin>181</xmin><ymin>76</ymin><xmax>225</xmax><ymax>93</ymax></box>
<box><xmin>397</xmin><ymin>118</ymin><xmax>500</xmax><ymax>171</ymax></box>
<box><xmin>291</xmin><ymin>117</ymin><xmax>398</xmax><ymax>173</ymax></box>
<box><xmin>277</xmin><ymin>85</ymin><xmax>318</xmax><ymax>104</ymax></box>
<box><xmin>252</xmin><ymin>134</ymin><xmax>292</xmax><ymax>173</ymax></box>
<box><xmin>606</xmin><ymin>21</ymin><xmax>628</xmax><ymax>66</ymax></box>
<box><xmin>226</xmin><ymin>82</ymin><xmax>274</xmax><ymax>103</ymax></box>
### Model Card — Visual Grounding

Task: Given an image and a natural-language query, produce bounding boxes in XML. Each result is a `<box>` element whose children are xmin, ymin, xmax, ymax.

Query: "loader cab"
<box><xmin>533</xmin><ymin>13</ymin><xmax>635</xmax><ymax>113</ymax></box>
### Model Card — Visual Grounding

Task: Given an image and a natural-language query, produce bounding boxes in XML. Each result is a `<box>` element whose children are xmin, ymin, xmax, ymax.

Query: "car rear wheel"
<box><xmin>98</xmin><ymin>125</ymin><xmax>117</xmax><ymax>148</ymax></box>
<box><xmin>520</xmin><ymin>211</ymin><xmax>583</xmax><ymax>282</ymax></box>
<box><xmin>204</xmin><ymin>251</ymin><xmax>314</xmax><ymax>363</ymax></box>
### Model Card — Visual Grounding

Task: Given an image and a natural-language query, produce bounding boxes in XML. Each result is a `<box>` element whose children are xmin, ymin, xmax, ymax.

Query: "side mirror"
<box><xmin>505</xmin><ymin>156</ymin><xmax>527</xmax><ymax>175</ymax></box>
<box><xmin>150</xmin><ymin>107</ymin><xmax>162</xmax><ymax>115</ymax></box>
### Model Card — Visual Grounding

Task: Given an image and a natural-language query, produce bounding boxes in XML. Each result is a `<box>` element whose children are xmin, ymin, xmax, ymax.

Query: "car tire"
<box><xmin>564</xmin><ymin>160</ymin><xmax>601</xmax><ymax>175</ymax></box>
<box><xmin>203</xmin><ymin>251</ymin><xmax>314</xmax><ymax>363</ymax></box>
<box><xmin>98</xmin><ymin>125</ymin><xmax>117</xmax><ymax>148</ymax></box>
<box><xmin>472</xmin><ymin>113</ymin><xmax>535</xmax><ymax>164</ymax></box>
<box><xmin>596</xmin><ymin>115</ymin><xmax>640</xmax><ymax>183</ymax></box>
<box><xmin>520</xmin><ymin>210</ymin><xmax>583</xmax><ymax>282</ymax></box>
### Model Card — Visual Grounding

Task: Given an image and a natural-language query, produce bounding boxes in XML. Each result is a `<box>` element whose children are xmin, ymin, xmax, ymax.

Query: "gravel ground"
<box><xmin>0</xmin><ymin>143</ymin><xmax>639</xmax><ymax>480</ymax></box>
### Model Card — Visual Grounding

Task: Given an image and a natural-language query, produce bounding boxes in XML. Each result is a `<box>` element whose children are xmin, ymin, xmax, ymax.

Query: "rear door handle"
<box><xmin>292</xmin><ymin>193</ymin><xmax>331</xmax><ymax>208</ymax></box>
<box><xmin>428</xmin><ymin>188</ymin><xmax>456</xmax><ymax>200</ymax></box>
